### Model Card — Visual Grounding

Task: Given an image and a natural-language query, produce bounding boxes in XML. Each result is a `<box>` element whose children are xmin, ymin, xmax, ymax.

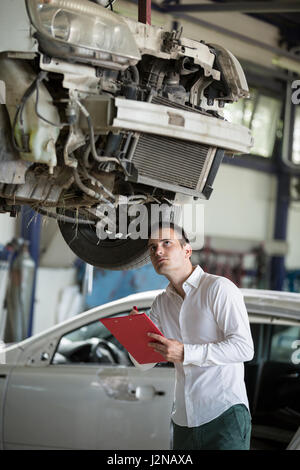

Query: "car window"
<box><xmin>269</xmin><ymin>324</ymin><xmax>300</xmax><ymax>364</ymax></box>
<box><xmin>52</xmin><ymin>310</ymin><xmax>132</xmax><ymax>366</ymax></box>
<box><xmin>52</xmin><ymin>308</ymin><xmax>173</xmax><ymax>368</ymax></box>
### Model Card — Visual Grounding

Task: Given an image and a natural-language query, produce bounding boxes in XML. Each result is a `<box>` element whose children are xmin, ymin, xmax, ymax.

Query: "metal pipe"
<box><xmin>270</xmin><ymin>172</ymin><xmax>290</xmax><ymax>291</ymax></box>
<box><xmin>161</xmin><ymin>1</ymin><xmax>300</xmax><ymax>14</ymax></box>
<box><xmin>138</xmin><ymin>0</ymin><xmax>151</xmax><ymax>25</ymax></box>
<box><xmin>20</xmin><ymin>206</ymin><xmax>41</xmax><ymax>337</ymax></box>
<box><xmin>74</xmin><ymin>97</ymin><xmax>120</xmax><ymax>168</ymax></box>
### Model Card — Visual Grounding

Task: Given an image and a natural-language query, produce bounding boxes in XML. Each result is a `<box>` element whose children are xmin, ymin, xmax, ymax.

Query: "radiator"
<box><xmin>130</xmin><ymin>132</ymin><xmax>218</xmax><ymax>198</ymax></box>
<box><xmin>126</xmin><ymin>95</ymin><xmax>224</xmax><ymax>199</ymax></box>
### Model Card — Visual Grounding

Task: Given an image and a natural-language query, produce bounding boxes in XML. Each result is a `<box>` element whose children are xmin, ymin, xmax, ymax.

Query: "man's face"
<box><xmin>148</xmin><ymin>227</ymin><xmax>192</xmax><ymax>275</ymax></box>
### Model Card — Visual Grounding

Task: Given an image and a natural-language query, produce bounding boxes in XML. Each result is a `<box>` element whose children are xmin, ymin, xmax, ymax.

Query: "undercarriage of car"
<box><xmin>0</xmin><ymin>0</ymin><xmax>252</xmax><ymax>268</ymax></box>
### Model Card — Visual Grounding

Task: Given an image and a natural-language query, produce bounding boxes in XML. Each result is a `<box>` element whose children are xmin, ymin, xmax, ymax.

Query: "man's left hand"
<box><xmin>148</xmin><ymin>333</ymin><xmax>184</xmax><ymax>363</ymax></box>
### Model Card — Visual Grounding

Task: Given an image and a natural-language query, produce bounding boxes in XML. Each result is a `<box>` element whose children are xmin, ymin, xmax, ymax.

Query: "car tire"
<box><xmin>58</xmin><ymin>212</ymin><xmax>150</xmax><ymax>270</ymax></box>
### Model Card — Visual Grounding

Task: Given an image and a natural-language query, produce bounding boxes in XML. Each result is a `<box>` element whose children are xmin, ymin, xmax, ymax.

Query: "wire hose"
<box><xmin>73</xmin><ymin>169</ymin><xmax>114</xmax><ymax>207</ymax></box>
<box><xmin>11</xmin><ymin>79</ymin><xmax>39</xmax><ymax>153</ymax></box>
<box><xmin>129</xmin><ymin>66</ymin><xmax>139</xmax><ymax>84</ymax></box>
<box><xmin>34</xmin><ymin>72</ymin><xmax>68</xmax><ymax>128</ymax></box>
<box><xmin>34</xmin><ymin>207</ymin><xmax>96</xmax><ymax>225</ymax></box>
<box><xmin>73</xmin><ymin>97</ymin><xmax>119</xmax><ymax>165</ymax></box>
<box><xmin>80</xmin><ymin>166</ymin><xmax>115</xmax><ymax>202</ymax></box>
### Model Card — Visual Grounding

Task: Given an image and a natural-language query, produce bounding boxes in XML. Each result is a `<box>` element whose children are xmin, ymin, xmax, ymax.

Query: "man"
<box><xmin>130</xmin><ymin>222</ymin><xmax>254</xmax><ymax>450</ymax></box>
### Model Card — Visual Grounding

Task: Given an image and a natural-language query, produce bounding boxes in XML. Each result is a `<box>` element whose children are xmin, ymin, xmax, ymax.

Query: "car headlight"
<box><xmin>26</xmin><ymin>0</ymin><xmax>141</xmax><ymax>67</ymax></box>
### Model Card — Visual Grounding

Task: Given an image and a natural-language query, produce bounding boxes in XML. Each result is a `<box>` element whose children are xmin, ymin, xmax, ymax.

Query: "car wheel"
<box><xmin>58</xmin><ymin>211</ymin><xmax>150</xmax><ymax>270</ymax></box>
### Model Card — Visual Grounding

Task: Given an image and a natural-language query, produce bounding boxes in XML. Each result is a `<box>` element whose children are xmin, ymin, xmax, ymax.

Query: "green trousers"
<box><xmin>172</xmin><ymin>404</ymin><xmax>252</xmax><ymax>450</ymax></box>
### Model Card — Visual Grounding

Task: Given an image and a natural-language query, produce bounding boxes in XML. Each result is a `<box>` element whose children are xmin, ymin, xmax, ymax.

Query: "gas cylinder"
<box><xmin>4</xmin><ymin>239</ymin><xmax>35</xmax><ymax>343</ymax></box>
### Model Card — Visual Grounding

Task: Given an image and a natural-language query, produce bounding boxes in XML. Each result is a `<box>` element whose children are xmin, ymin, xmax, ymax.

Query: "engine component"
<box><xmin>0</xmin><ymin>105</ymin><xmax>31</xmax><ymax>185</ymax></box>
<box><xmin>78</xmin><ymin>95</ymin><xmax>116</xmax><ymax>133</ymax></box>
<box><xmin>209</xmin><ymin>44</ymin><xmax>250</xmax><ymax>102</ymax></box>
<box><xmin>111</xmin><ymin>97</ymin><xmax>252</xmax><ymax>153</ymax></box>
<box><xmin>0</xmin><ymin>57</ymin><xmax>60</xmax><ymax>172</ymax></box>
<box><xmin>0</xmin><ymin>167</ymin><xmax>74</xmax><ymax>206</ymax></box>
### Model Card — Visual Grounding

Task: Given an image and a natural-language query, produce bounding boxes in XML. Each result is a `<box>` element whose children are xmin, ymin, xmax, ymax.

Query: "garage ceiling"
<box><xmin>213</xmin><ymin>0</ymin><xmax>300</xmax><ymax>49</ymax></box>
<box><xmin>160</xmin><ymin>0</ymin><xmax>300</xmax><ymax>50</ymax></box>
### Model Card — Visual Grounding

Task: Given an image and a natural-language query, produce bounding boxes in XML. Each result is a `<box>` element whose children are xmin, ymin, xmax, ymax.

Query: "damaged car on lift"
<box><xmin>0</xmin><ymin>0</ymin><xmax>252</xmax><ymax>269</ymax></box>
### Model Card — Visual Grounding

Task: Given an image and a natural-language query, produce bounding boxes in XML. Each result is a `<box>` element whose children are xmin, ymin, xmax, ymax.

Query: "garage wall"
<box><xmin>31</xmin><ymin>220</ymin><xmax>79</xmax><ymax>334</ymax></box>
<box><xmin>0</xmin><ymin>214</ymin><xmax>16</xmax><ymax>246</ymax></box>
<box><xmin>202</xmin><ymin>166</ymin><xmax>300</xmax><ymax>270</ymax></box>
<box><xmin>203</xmin><ymin>164</ymin><xmax>277</xmax><ymax>242</ymax></box>
<box><xmin>38</xmin><ymin>217</ymin><xmax>77</xmax><ymax>268</ymax></box>
<box><xmin>32</xmin><ymin>267</ymin><xmax>80</xmax><ymax>335</ymax></box>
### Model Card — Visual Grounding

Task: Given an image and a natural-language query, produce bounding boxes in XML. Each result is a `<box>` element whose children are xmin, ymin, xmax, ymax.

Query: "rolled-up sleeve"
<box><xmin>183</xmin><ymin>279</ymin><xmax>254</xmax><ymax>367</ymax></box>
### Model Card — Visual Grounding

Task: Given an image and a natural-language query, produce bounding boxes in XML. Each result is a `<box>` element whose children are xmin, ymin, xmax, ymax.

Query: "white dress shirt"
<box><xmin>131</xmin><ymin>265</ymin><xmax>254</xmax><ymax>427</ymax></box>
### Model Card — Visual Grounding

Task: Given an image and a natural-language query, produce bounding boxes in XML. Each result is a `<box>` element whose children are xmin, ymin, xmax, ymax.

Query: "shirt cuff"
<box><xmin>183</xmin><ymin>344</ymin><xmax>205</xmax><ymax>366</ymax></box>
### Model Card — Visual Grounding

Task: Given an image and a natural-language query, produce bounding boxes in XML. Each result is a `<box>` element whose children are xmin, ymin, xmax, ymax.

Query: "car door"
<box><xmin>250</xmin><ymin>321</ymin><xmax>300</xmax><ymax>449</ymax></box>
<box><xmin>3</xmin><ymin>308</ymin><xmax>175</xmax><ymax>450</ymax></box>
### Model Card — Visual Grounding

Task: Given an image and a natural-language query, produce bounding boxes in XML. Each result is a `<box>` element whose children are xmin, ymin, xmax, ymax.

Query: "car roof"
<box><xmin>241</xmin><ymin>288</ymin><xmax>300</xmax><ymax>320</ymax></box>
<box><xmin>112</xmin><ymin>288</ymin><xmax>300</xmax><ymax>321</ymax></box>
<box><xmin>39</xmin><ymin>287</ymin><xmax>300</xmax><ymax>334</ymax></box>
<box><xmin>103</xmin><ymin>288</ymin><xmax>300</xmax><ymax>319</ymax></box>
<box><xmin>4</xmin><ymin>288</ymin><xmax>300</xmax><ymax>352</ymax></box>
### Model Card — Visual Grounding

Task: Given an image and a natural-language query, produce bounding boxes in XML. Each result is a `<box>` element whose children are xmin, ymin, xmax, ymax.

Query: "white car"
<box><xmin>0</xmin><ymin>0</ymin><xmax>252</xmax><ymax>270</ymax></box>
<box><xmin>1</xmin><ymin>288</ymin><xmax>300</xmax><ymax>450</ymax></box>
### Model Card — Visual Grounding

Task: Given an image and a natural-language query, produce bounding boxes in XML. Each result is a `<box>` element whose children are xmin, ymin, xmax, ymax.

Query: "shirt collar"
<box><xmin>185</xmin><ymin>265</ymin><xmax>203</xmax><ymax>288</ymax></box>
<box><xmin>166</xmin><ymin>265</ymin><xmax>204</xmax><ymax>296</ymax></box>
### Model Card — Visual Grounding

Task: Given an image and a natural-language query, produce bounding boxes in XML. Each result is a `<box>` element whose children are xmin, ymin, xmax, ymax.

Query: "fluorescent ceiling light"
<box><xmin>272</xmin><ymin>56</ymin><xmax>300</xmax><ymax>75</ymax></box>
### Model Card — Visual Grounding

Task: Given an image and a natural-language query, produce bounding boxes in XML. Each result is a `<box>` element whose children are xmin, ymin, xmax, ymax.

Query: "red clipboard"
<box><xmin>99</xmin><ymin>313</ymin><xmax>167</xmax><ymax>364</ymax></box>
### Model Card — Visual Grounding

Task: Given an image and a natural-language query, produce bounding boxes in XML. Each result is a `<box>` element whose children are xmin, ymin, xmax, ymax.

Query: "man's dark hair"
<box><xmin>149</xmin><ymin>221</ymin><xmax>190</xmax><ymax>246</ymax></box>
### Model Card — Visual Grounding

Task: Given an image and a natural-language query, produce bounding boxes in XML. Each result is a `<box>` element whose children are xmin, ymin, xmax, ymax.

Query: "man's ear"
<box><xmin>184</xmin><ymin>243</ymin><xmax>192</xmax><ymax>259</ymax></box>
